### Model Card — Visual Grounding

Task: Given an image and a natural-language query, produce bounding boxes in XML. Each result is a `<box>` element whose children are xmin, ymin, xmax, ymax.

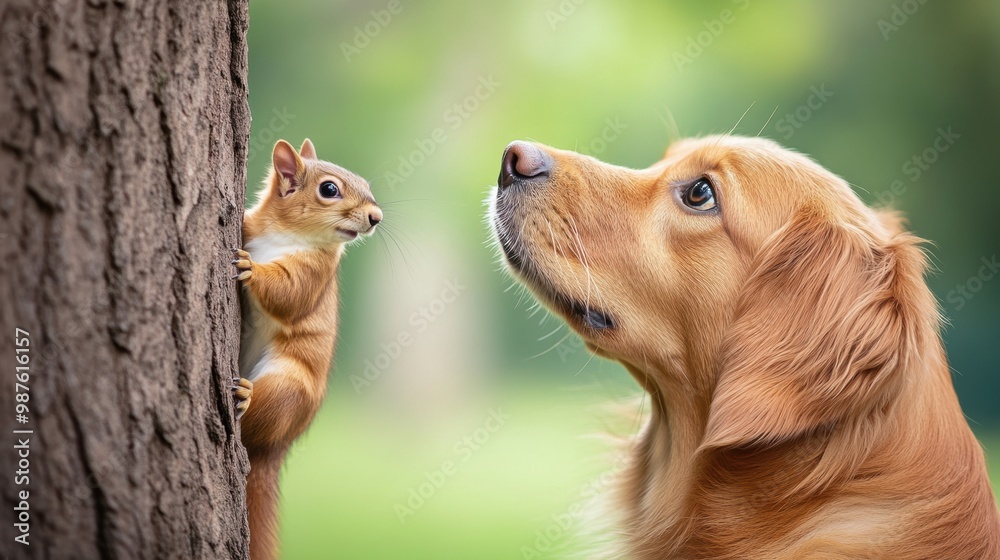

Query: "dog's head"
<box><xmin>489</xmin><ymin>136</ymin><xmax>930</xmax><ymax>446</ymax></box>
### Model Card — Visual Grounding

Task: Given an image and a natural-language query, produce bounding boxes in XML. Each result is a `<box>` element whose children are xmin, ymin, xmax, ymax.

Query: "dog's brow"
<box><xmin>692</xmin><ymin>152</ymin><xmax>725</xmax><ymax>174</ymax></box>
<box><xmin>659</xmin><ymin>158</ymin><xmax>723</xmax><ymax>185</ymax></box>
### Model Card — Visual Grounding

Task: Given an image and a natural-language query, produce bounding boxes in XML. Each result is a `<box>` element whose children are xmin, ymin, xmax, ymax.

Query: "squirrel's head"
<box><xmin>258</xmin><ymin>139</ymin><xmax>381</xmax><ymax>245</ymax></box>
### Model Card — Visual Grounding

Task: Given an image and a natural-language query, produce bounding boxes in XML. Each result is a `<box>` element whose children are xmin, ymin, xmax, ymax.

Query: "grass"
<box><xmin>278</xmin><ymin>388</ymin><xmax>1000</xmax><ymax>559</ymax></box>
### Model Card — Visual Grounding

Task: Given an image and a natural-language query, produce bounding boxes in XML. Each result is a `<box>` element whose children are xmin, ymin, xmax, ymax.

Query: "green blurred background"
<box><xmin>245</xmin><ymin>1</ymin><xmax>1000</xmax><ymax>558</ymax></box>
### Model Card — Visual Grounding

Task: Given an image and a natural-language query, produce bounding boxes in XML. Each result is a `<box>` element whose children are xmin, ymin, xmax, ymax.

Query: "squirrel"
<box><xmin>231</xmin><ymin>138</ymin><xmax>381</xmax><ymax>560</ymax></box>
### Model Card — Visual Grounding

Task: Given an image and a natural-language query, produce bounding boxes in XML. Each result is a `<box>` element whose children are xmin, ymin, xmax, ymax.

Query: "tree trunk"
<box><xmin>0</xmin><ymin>1</ymin><xmax>251</xmax><ymax>558</ymax></box>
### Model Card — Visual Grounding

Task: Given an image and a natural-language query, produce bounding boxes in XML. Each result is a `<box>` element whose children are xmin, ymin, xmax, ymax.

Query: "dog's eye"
<box><xmin>573</xmin><ymin>302</ymin><xmax>614</xmax><ymax>330</ymax></box>
<box><xmin>583</xmin><ymin>308</ymin><xmax>614</xmax><ymax>330</ymax></box>
<box><xmin>682</xmin><ymin>179</ymin><xmax>717</xmax><ymax>211</ymax></box>
<box><xmin>319</xmin><ymin>181</ymin><xmax>341</xmax><ymax>199</ymax></box>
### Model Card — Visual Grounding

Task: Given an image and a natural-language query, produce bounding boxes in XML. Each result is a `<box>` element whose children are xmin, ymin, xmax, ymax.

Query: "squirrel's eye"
<box><xmin>319</xmin><ymin>181</ymin><xmax>341</xmax><ymax>199</ymax></box>
<box><xmin>682</xmin><ymin>179</ymin><xmax>717</xmax><ymax>211</ymax></box>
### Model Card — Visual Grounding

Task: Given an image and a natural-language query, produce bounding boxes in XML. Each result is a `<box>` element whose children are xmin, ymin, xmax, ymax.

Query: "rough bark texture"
<box><xmin>0</xmin><ymin>0</ymin><xmax>251</xmax><ymax>558</ymax></box>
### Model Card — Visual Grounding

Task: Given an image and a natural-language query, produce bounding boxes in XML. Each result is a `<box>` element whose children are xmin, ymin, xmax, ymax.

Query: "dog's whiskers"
<box><xmin>567</xmin><ymin>214</ymin><xmax>611</xmax><ymax>316</ymax></box>
<box><xmin>756</xmin><ymin>106</ymin><xmax>779</xmax><ymax>138</ymax></box>
<box><xmin>728</xmin><ymin>101</ymin><xmax>756</xmax><ymax>135</ymax></box>
<box><xmin>549</xmin><ymin>216</ymin><xmax>597</xmax><ymax>316</ymax></box>
<box><xmin>573</xmin><ymin>347</ymin><xmax>598</xmax><ymax>378</ymax></box>
<box><xmin>538</xmin><ymin>323</ymin><xmax>567</xmax><ymax>341</ymax></box>
<box><xmin>528</xmin><ymin>330</ymin><xmax>575</xmax><ymax>360</ymax></box>
<box><xmin>656</xmin><ymin>105</ymin><xmax>681</xmax><ymax>144</ymax></box>
<box><xmin>567</xmin><ymin>216</ymin><xmax>596</xmax><ymax>309</ymax></box>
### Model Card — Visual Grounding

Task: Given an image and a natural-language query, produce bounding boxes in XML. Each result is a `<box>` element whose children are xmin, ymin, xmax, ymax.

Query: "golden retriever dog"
<box><xmin>487</xmin><ymin>136</ymin><xmax>1000</xmax><ymax>559</ymax></box>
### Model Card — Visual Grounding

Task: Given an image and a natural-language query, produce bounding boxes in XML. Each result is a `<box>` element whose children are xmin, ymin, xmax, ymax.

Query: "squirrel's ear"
<box><xmin>271</xmin><ymin>140</ymin><xmax>304</xmax><ymax>197</ymax></box>
<box><xmin>299</xmin><ymin>138</ymin><xmax>317</xmax><ymax>160</ymax></box>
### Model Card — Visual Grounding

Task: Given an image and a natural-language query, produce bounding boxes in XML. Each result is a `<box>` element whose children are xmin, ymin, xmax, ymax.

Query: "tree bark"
<box><xmin>0</xmin><ymin>1</ymin><xmax>251</xmax><ymax>558</ymax></box>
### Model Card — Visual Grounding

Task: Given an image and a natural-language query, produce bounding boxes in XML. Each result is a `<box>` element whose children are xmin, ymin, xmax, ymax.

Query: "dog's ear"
<box><xmin>703</xmin><ymin>206</ymin><xmax>928</xmax><ymax>449</ymax></box>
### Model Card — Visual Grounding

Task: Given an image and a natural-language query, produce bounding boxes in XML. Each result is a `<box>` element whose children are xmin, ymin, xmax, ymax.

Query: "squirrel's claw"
<box><xmin>230</xmin><ymin>249</ymin><xmax>254</xmax><ymax>282</ymax></box>
<box><xmin>233</xmin><ymin>377</ymin><xmax>253</xmax><ymax>421</ymax></box>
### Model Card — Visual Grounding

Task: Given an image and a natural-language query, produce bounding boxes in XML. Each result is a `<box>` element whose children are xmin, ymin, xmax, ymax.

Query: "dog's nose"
<box><xmin>368</xmin><ymin>208</ymin><xmax>382</xmax><ymax>228</ymax></box>
<box><xmin>499</xmin><ymin>141</ymin><xmax>552</xmax><ymax>189</ymax></box>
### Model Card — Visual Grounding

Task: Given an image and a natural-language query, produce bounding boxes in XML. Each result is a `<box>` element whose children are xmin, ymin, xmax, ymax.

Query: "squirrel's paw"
<box><xmin>231</xmin><ymin>248</ymin><xmax>254</xmax><ymax>281</ymax></box>
<box><xmin>232</xmin><ymin>377</ymin><xmax>253</xmax><ymax>420</ymax></box>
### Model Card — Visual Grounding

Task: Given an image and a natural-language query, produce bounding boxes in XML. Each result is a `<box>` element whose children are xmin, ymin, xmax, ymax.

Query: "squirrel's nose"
<box><xmin>368</xmin><ymin>208</ymin><xmax>382</xmax><ymax>228</ymax></box>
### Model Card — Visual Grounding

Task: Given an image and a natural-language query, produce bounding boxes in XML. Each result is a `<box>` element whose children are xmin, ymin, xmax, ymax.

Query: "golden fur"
<box><xmin>235</xmin><ymin>139</ymin><xmax>381</xmax><ymax>559</ymax></box>
<box><xmin>489</xmin><ymin>135</ymin><xmax>1000</xmax><ymax>559</ymax></box>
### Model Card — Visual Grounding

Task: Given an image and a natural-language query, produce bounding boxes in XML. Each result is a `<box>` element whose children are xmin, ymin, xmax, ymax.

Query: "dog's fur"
<box><xmin>489</xmin><ymin>136</ymin><xmax>1000</xmax><ymax>559</ymax></box>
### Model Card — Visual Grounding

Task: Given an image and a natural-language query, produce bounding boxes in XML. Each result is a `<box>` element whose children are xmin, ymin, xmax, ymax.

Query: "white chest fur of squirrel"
<box><xmin>232</xmin><ymin>138</ymin><xmax>381</xmax><ymax>560</ymax></box>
